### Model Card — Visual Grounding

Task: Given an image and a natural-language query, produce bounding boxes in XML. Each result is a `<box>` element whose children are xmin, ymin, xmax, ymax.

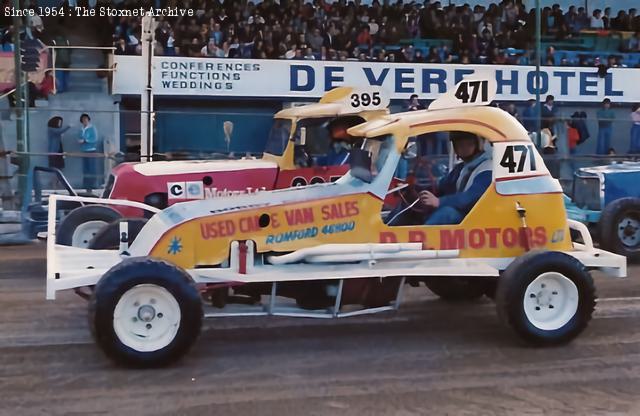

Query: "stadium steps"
<box><xmin>66</xmin><ymin>48</ymin><xmax>108</xmax><ymax>93</ymax></box>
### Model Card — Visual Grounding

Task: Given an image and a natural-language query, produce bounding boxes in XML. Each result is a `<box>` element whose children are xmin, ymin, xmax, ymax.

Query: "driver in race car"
<box><xmin>387</xmin><ymin>131</ymin><xmax>492</xmax><ymax>226</ymax></box>
<box><xmin>315</xmin><ymin>118</ymin><xmax>356</xmax><ymax>166</ymax></box>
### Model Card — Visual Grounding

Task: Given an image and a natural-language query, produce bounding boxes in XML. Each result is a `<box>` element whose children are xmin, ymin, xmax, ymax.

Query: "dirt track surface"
<box><xmin>1</xmin><ymin>243</ymin><xmax>639</xmax><ymax>415</ymax></box>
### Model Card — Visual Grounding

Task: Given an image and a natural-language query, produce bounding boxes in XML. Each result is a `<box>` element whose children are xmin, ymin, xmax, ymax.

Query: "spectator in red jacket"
<box><xmin>39</xmin><ymin>71</ymin><xmax>55</xmax><ymax>98</ymax></box>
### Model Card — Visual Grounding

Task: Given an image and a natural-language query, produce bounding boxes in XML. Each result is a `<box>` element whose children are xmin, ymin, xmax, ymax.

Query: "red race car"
<box><xmin>54</xmin><ymin>87</ymin><xmax>390</xmax><ymax>248</ymax></box>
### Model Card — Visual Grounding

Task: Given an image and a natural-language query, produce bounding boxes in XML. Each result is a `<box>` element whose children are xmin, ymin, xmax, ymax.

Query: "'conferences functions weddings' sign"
<box><xmin>112</xmin><ymin>55</ymin><xmax>640</xmax><ymax>102</ymax></box>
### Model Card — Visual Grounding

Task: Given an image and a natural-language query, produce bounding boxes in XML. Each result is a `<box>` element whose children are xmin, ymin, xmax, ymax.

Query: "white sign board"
<box><xmin>113</xmin><ymin>56</ymin><xmax>640</xmax><ymax>102</ymax></box>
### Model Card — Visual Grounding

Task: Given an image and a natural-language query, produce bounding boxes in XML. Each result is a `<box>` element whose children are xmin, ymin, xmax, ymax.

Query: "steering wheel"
<box><xmin>384</xmin><ymin>156</ymin><xmax>439</xmax><ymax>226</ymax></box>
<box><xmin>399</xmin><ymin>156</ymin><xmax>438</xmax><ymax>215</ymax></box>
<box><xmin>398</xmin><ymin>184</ymin><xmax>430</xmax><ymax>215</ymax></box>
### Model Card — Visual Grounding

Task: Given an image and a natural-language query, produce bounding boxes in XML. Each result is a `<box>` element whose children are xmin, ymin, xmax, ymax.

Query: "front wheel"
<box><xmin>89</xmin><ymin>258</ymin><xmax>203</xmax><ymax>367</ymax></box>
<box><xmin>496</xmin><ymin>251</ymin><xmax>595</xmax><ymax>346</ymax></box>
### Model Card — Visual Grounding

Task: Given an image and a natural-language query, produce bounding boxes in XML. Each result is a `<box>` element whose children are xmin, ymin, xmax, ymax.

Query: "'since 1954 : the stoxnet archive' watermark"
<box><xmin>4</xmin><ymin>5</ymin><xmax>196</xmax><ymax>18</ymax></box>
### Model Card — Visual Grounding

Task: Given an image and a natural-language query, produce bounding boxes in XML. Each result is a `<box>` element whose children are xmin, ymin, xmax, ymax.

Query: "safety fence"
<box><xmin>0</xmin><ymin>105</ymin><xmax>638</xmax><ymax>211</ymax></box>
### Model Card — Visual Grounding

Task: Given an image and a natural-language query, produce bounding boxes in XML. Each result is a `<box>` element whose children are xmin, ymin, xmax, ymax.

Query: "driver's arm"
<box><xmin>435</xmin><ymin>164</ymin><xmax>462</xmax><ymax>196</ymax></box>
<box><xmin>437</xmin><ymin>170</ymin><xmax>492</xmax><ymax>214</ymax></box>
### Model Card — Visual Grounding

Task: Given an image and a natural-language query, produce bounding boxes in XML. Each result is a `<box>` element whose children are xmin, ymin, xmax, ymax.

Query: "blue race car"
<box><xmin>565</xmin><ymin>162</ymin><xmax>640</xmax><ymax>261</ymax></box>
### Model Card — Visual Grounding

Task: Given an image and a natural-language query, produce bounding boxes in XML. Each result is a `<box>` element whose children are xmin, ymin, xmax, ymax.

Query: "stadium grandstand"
<box><xmin>101</xmin><ymin>0</ymin><xmax>640</xmax><ymax>68</ymax></box>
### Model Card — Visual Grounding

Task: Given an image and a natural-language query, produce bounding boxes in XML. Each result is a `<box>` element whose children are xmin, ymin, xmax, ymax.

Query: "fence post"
<box><xmin>52</xmin><ymin>48</ymin><xmax>57</xmax><ymax>95</ymax></box>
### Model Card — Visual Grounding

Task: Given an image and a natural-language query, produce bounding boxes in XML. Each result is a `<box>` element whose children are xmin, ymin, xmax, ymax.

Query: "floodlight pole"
<box><xmin>141</xmin><ymin>14</ymin><xmax>155</xmax><ymax>162</ymax></box>
<box><xmin>535</xmin><ymin>0</ymin><xmax>542</xmax><ymax>141</ymax></box>
<box><xmin>12</xmin><ymin>0</ymin><xmax>29</xmax><ymax>212</ymax></box>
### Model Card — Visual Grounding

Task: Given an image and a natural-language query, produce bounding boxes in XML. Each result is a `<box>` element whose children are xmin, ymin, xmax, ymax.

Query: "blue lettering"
<box><xmin>395</xmin><ymin>68</ymin><xmax>414</xmax><ymax>93</ymax></box>
<box><xmin>496</xmin><ymin>70</ymin><xmax>519</xmax><ymax>95</ymax></box>
<box><xmin>421</xmin><ymin>68</ymin><xmax>447</xmax><ymax>93</ymax></box>
<box><xmin>324</xmin><ymin>66</ymin><xmax>344</xmax><ymax>90</ymax></box>
<box><xmin>321</xmin><ymin>221</ymin><xmax>355</xmax><ymax>235</ymax></box>
<box><xmin>604</xmin><ymin>73</ymin><xmax>623</xmax><ymax>97</ymax></box>
<box><xmin>363</xmin><ymin>67</ymin><xmax>390</xmax><ymax>86</ymax></box>
<box><xmin>268</xmin><ymin>227</ymin><xmax>318</xmax><ymax>243</ymax></box>
<box><xmin>553</xmin><ymin>71</ymin><xmax>575</xmax><ymax>95</ymax></box>
<box><xmin>526</xmin><ymin>71</ymin><xmax>549</xmax><ymax>95</ymax></box>
<box><xmin>579</xmin><ymin>72</ymin><xmax>598</xmax><ymax>96</ymax></box>
<box><xmin>290</xmin><ymin>65</ymin><xmax>315</xmax><ymax>92</ymax></box>
<box><xmin>454</xmin><ymin>69</ymin><xmax>475</xmax><ymax>84</ymax></box>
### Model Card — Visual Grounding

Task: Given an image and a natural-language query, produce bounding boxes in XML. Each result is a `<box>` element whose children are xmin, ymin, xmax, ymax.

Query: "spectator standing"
<box><xmin>575</xmin><ymin>7</ymin><xmax>590</xmax><ymax>32</ymax></box>
<box><xmin>571</xmin><ymin>111</ymin><xmax>590</xmax><ymax>147</ymax></box>
<box><xmin>603</xmin><ymin>7</ymin><xmax>612</xmax><ymax>29</ymax></box>
<box><xmin>611</xmin><ymin>10</ymin><xmax>628</xmax><ymax>31</ymax></box>
<box><xmin>114</xmin><ymin>37</ymin><xmax>128</xmax><ymax>55</ymax></box>
<box><xmin>628</xmin><ymin>9</ymin><xmax>638</xmax><ymax>31</ymax></box>
<box><xmin>405</xmin><ymin>94</ymin><xmax>429</xmax><ymax>159</ymax></box>
<box><xmin>596</xmin><ymin>98</ymin><xmax>615</xmax><ymax>155</ymax></box>
<box><xmin>564</xmin><ymin>6</ymin><xmax>578</xmax><ymax>35</ymax></box>
<box><xmin>566</xmin><ymin>119</ymin><xmax>580</xmax><ymax>154</ymax></box>
<box><xmin>47</xmin><ymin>116</ymin><xmax>70</xmax><ymax>170</ymax></box>
<box><xmin>406</xmin><ymin>94</ymin><xmax>425</xmax><ymax>111</ymax></box>
<box><xmin>52</xmin><ymin>33</ymin><xmax>70</xmax><ymax>93</ymax></box>
<box><xmin>39</xmin><ymin>71</ymin><xmax>55</xmax><ymax>99</ymax></box>
<box><xmin>522</xmin><ymin>99</ymin><xmax>536</xmax><ymax>133</ymax></box>
<box><xmin>541</xmin><ymin>95</ymin><xmax>557</xmax><ymax>133</ymax></box>
<box><xmin>626</xmin><ymin>32</ymin><xmax>640</xmax><ymax>53</ymax></box>
<box><xmin>590</xmin><ymin>9</ymin><xmax>604</xmax><ymax>29</ymax></box>
<box><xmin>540</xmin><ymin>127</ymin><xmax>557</xmax><ymax>154</ymax></box>
<box><xmin>630</xmin><ymin>104</ymin><xmax>640</xmax><ymax>154</ymax></box>
<box><xmin>79</xmin><ymin>114</ymin><xmax>99</xmax><ymax>191</ymax></box>
<box><xmin>503</xmin><ymin>102</ymin><xmax>519</xmax><ymax>122</ymax></box>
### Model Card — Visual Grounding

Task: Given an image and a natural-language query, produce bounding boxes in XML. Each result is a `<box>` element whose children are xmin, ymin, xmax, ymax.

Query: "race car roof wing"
<box><xmin>428</xmin><ymin>73</ymin><xmax>497</xmax><ymax>111</ymax></box>
<box><xmin>275</xmin><ymin>87</ymin><xmax>390</xmax><ymax>119</ymax></box>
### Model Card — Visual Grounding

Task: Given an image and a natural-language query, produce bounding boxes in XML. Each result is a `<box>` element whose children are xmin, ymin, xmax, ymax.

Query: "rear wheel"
<box><xmin>496</xmin><ymin>251</ymin><xmax>595</xmax><ymax>346</ymax></box>
<box><xmin>599</xmin><ymin>197</ymin><xmax>640</xmax><ymax>262</ymax></box>
<box><xmin>89</xmin><ymin>258</ymin><xmax>202</xmax><ymax>367</ymax></box>
<box><xmin>88</xmin><ymin>218</ymin><xmax>148</xmax><ymax>250</ymax></box>
<box><xmin>56</xmin><ymin>205</ymin><xmax>121</xmax><ymax>247</ymax></box>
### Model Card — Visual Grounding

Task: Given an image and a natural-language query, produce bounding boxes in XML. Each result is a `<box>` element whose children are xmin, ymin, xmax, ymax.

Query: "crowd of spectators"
<box><xmin>107</xmin><ymin>0</ymin><xmax>640</xmax><ymax>67</ymax></box>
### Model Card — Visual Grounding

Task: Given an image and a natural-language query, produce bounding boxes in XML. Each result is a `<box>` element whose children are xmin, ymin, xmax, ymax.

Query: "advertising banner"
<box><xmin>113</xmin><ymin>55</ymin><xmax>640</xmax><ymax>103</ymax></box>
<box><xmin>0</xmin><ymin>51</ymin><xmax>49</xmax><ymax>91</ymax></box>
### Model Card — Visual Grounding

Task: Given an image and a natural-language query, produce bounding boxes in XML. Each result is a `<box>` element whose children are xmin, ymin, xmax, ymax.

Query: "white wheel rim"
<box><xmin>72</xmin><ymin>220</ymin><xmax>108</xmax><ymax>247</ymax></box>
<box><xmin>617</xmin><ymin>216</ymin><xmax>640</xmax><ymax>248</ymax></box>
<box><xmin>523</xmin><ymin>272</ymin><xmax>579</xmax><ymax>331</ymax></box>
<box><xmin>113</xmin><ymin>284</ymin><xmax>181</xmax><ymax>352</ymax></box>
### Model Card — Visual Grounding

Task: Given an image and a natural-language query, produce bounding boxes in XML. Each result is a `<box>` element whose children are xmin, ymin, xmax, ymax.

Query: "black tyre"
<box><xmin>89</xmin><ymin>258</ymin><xmax>203</xmax><ymax>368</ymax></box>
<box><xmin>425</xmin><ymin>277</ymin><xmax>487</xmax><ymax>302</ymax></box>
<box><xmin>496</xmin><ymin>251</ymin><xmax>595</xmax><ymax>346</ymax></box>
<box><xmin>598</xmin><ymin>197</ymin><xmax>640</xmax><ymax>262</ymax></box>
<box><xmin>88</xmin><ymin>218</ymin><xmax>148</xmax><ymax>250</ymax></box>
<box><xmin>56</xmin><ymin>205</ymin><xmax>122</xmax><ymax>247</ymax></box>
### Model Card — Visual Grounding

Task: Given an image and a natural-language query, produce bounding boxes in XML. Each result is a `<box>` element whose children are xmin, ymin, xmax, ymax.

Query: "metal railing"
<box><xmin>47</xmin><ymin>45</ymin><xmax>116</xmax><ymax>94</ymax></box>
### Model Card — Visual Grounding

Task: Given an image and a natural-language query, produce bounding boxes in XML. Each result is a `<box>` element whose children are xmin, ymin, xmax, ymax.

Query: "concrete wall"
<box><xmin>0</xmin><ymin>91</ymin><xmax>119</xmax><ymax>191</ymax></box>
